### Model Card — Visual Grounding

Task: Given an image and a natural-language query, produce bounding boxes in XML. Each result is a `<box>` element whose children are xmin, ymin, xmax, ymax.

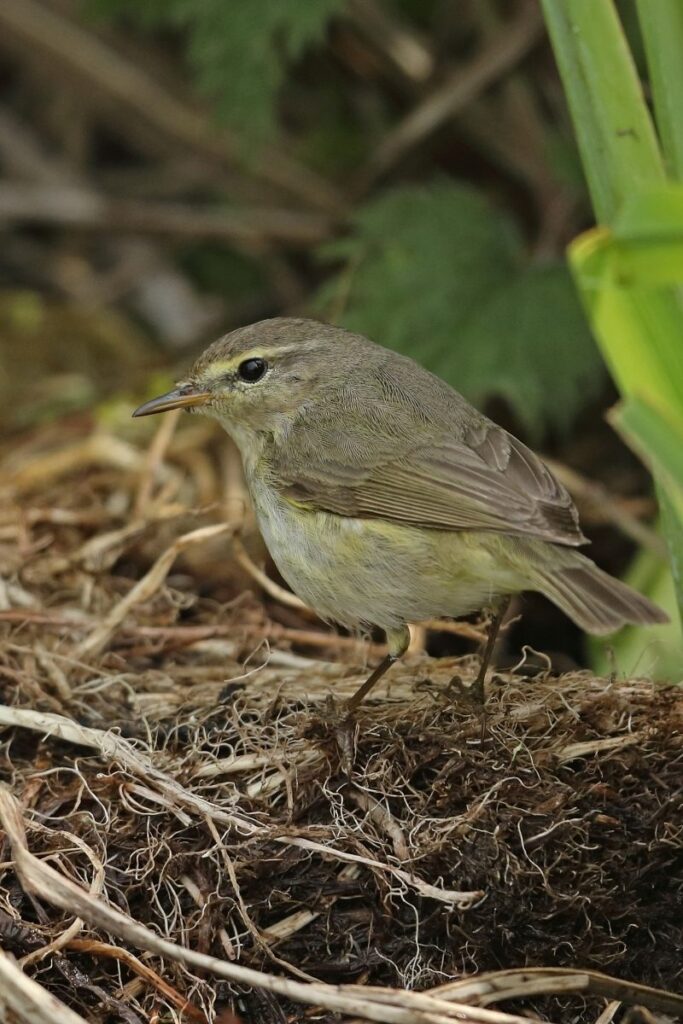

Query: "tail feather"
<box><xmin>533</xmin><ymin>550</ymin><xmax>668</xmax><ymax>635</ymax></box>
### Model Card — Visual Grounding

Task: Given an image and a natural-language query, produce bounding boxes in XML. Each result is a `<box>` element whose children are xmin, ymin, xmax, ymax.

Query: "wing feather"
<box><xmin>278</xmin><ymin>422</ymin><xmax>586</xmax><ymax>547</ymax></box>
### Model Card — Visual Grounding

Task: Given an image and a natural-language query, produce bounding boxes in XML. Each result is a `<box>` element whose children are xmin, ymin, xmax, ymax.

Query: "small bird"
<box><xmin>134</xmin><ymin>318</ymin><xmax>667</xmax><ymax>707</ymax></box>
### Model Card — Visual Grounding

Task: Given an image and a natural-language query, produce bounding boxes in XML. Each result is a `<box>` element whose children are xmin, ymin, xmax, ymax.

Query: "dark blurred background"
<box><xmin>0</xmin><ymin>0</ymin><xmax>674</xmax><ymax>673</ymax></box>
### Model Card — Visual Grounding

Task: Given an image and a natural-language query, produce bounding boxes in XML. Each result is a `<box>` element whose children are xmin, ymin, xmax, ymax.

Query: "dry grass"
<box><xmin>0</xmin><ymin>412</ymin><xmax>681</xmax><ymax>1024</ymax></box>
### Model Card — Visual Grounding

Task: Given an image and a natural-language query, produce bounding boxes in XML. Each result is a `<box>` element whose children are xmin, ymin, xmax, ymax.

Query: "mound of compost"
<box><xmin>0</xmin><ymin>417</ymin><xmax>680</xmax><ymax>1024</ymax></box>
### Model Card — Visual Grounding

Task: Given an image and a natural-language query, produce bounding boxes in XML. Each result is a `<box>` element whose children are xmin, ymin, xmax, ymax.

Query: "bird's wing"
<box><xmin>276</xmin><ymin>418</ymin><xmax>586</xmax><ymax>547</ymax></box>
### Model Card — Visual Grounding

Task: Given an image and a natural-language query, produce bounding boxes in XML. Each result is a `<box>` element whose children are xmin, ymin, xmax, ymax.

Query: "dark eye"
<box><xmin>237</xmin><ymin>358</ymin><xmax>267</xmax><ymax>383</ymax></box>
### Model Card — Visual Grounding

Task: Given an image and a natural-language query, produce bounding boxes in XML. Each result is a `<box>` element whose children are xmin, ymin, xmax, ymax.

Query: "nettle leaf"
<box><xmin>458</xmin><ymin>265</ymin><xmax>603</xmax><ymax>438</ymax></box>
<box><xmin>88</xmin><ymin>0</ymin><xmax>345</xmax><ymax>139</ymax></box>
<box><xmin>179</xmin><ymin>0</ymin><xmax>345</xmax><ymax>139</ymax></box>
<box><xmin>317</xmin><ymin>182</ymin><xmax>520</xmax><ymax>365</ymax></box>
<box><xmin>315</xmin><ymin>182</ymin><xmax>602</xmax><ymax>438</ymax></box>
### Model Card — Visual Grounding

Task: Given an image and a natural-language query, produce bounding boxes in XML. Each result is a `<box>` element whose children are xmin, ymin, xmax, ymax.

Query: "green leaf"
<box><xmin>541</xmin><ymin>0</ymin><xmax>665</xmax><ymax>225</ymax></box>
<box><xmin>570</xmin><ymin>187</ymin><xmax>683</xmax><ymax>629</ymax></box>
<box><xmin>458</xmin><ymin>266</ymin><xmax>602</xmax><ymax>438</ymax></box>
<box><xmin>616</xmin><ymin>184</ymin><xmax>683</xmax><ymax>239</ymax></box>
<box><xmin>589</xmin><ymin>548</ymin><xmax>682</xmax><ymax>679</ymax></box>
<box><xmin>611</xmin><ymin>396</ymin><xmax>683</xmax><ymax>490</ymax></box>
<box><xmin>635</xmin><ymin>0</ymin><xmax>683</xmax><ymax>180</ymax></box>
<box><xmin>570</xmin><ymin>186</ymin><xmax>683</xmax><ymax>435</ymax></box>
<box><xmin>88</xmin><ymin>0</ymin><xmax>345</xmax><ymax>140</ymax></box>
<box><xmin>541</xmin><ymin>0</ymin><xmax>683</xmax><ymax>648</ymax></box>
<box><xmin>315</xmin><ymin>182</ymin><xmax>600</xmax><ymax>438</ymax></box>
<box><xmin>316</xmin><ymin>182</ymin><xmax>521</xmax><ymax>353</ymax></box>
<box><xmin>86</xmin><ymin>0</ymin><xmax>169</xmax><ymax>28</ymax></box>
<box><xmin>610</xmin><ymin>399</ymin><xmax>683</xmax><ymax>621</ymax></box>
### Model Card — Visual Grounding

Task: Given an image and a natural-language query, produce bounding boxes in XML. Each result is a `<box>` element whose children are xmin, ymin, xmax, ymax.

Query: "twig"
<box><xmin>349</xmin><ymin>788</ymin><xmax>410</xmax><ymax>862</ymax></box>
<box><xmin>0</xmin><ymin>181</ymin><xmax>333</xmax><ymax>245</ymax></box>
<box><xmin>0</xmin><ymin>950</ymin><xmax>89</xmax><ymax>1024</ymax></box>
<box><xmin>74</xmin><ymin>522</ymin><xmax>234</xmax><ymax>658</ymax></box>
<box><xmin>282</xmin><ymin>836</ymin><xmax>481</xmax><ymax>908</ymax></box>
<box><xmin>33</xmin><ymin>646</ymin><xmax>72</xmax><ymax>703</ymax></box>
<box><xmin>0</xmin><ymin>610</ymin><xmax>89</xmax><ymax>628</ymax></box>
<box><xmin>129</xmin><ymin>621</ymin><xmax>388</xmax><ymax>656</ymax></box>
<box><xmin>0</xmin><ymin>784</ymin><xmax>543</xmax><ymax>1024</ymax></box>
<box><xmin>420</xmin><ymin>619</ymin><xmax>486</xmax><ymax>642</ymax></box>
<box><xmin>260</xmin><ymin>908</ymin><xmax>320</xmax><ymax>945</ymax></box>
<box><xmin>357</xmin><ymin>2</ymin><xmax>542</xmax><ymax>188</ymax></box>
<box><xmin>344</xmin><ymin>0</ymin><xmax>434</xmax><ymax>84</ymax></box>
<box><xmin>3</xmin><ymin>434</ymin><xmax>144</xmax><ymax>495</ymax></box>
<box><xmin>66</xmin><ymin>939</ymin><xmax>207</xmax><ymax>1022</ymax></box>
<box><xmin>232</xmin><ymin>537</ymin><xmax>307</xmax><ymax>609</ymax></box>
<box><xmin>0</xmin><ymin>0</ymin><xmax>343</xmax><ymax>213</ymax></box>
<box><xmin>593</xmin><ymin>1001</ymin><xmax>621</xmax><ymax>1024</ymax></box>
<box><xmin>555</xmin><ymin>734</ymin><xmax>641</xmax><ymax>764</ymax></box>
<box><xmin>408</xmin><ymin>624</ymin><xmax>428</xmax><ymax>653</ymax></box>
<box><xmin>133</xmin><ymin>408</ymin><xmax>182</xmax><ymax>519</ymax></box>
<box><xmin>0</xmin><ymin>707</ymin><xmax>481</xmax><ymax>908</ymax></box>
<box><xmin>192</xmin><ymin>750</ymin><xmax>311</xmax><ymax>781</ymax></box>
<box><xmin>435</xmin><ymin>968</ymin><xmax>683</xmax><ymax>1019</ymax></box>
<box><xmin>19</xmin><ymin>824</ymin><xmax>104</xmax><ymax>967</ymax></box>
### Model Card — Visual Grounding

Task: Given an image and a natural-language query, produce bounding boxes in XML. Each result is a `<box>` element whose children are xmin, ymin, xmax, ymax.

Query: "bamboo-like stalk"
<box><xmin>540</xmin><ymin>0</ymin><xmax>664</xmax><ymax>225</ymax></box>
<box><xmin>635</xmin><ymin>0</ymin><xmax>683</xmax><ymax>179</ymax></box>
<box><xmin>540</xmin><ymin>0</ymin><xmax>683</xmax><ymax>635</ymax></box>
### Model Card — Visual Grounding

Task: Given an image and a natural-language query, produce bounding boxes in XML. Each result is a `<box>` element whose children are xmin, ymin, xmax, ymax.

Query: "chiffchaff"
<box><xmin>134</xmin><ymin>318</ymin><xmax>667</xmax><ymax>706</ymax></box>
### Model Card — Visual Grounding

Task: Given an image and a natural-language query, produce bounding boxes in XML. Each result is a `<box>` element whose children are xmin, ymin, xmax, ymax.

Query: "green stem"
<box><xmin>540</xmin><ymin>0</ymin><xmax>664</xmax><ymax>225</ymax></box>
<box><xmin>636</xmin><ymin>0</ymin><xmax>683</xmax><ymax>180</ymax></box>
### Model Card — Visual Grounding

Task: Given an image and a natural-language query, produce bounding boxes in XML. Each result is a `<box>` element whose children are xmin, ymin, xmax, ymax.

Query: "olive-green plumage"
<box><xmin>134</xmin><ymin>318</ymin><xmax>667</xmax><ymax>686</ymax></box>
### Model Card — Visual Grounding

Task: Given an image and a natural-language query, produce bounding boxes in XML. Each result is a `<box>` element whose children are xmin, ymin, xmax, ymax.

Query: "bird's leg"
<box><xmin>467</xmin><ymin>596</ymin><xmax>511</xmax><ymax>705</ymax></box>
<box><xmin>346</xmin><ymin>626</ymin><xmax>410</xmax><ymax>712</ymax></box>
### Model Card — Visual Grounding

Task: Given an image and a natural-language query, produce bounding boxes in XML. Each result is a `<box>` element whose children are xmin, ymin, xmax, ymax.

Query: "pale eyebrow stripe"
<box><xmin>207</xmin><ymin>345</ymin><xmax>301</xmax><ymax>374</ymax></box>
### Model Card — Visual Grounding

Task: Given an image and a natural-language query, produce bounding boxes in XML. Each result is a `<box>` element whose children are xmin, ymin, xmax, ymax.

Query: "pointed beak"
<box><xmin>132</xmin><ymin>384</ymin><xmax>212</xmax><ymax>418</ymax></box>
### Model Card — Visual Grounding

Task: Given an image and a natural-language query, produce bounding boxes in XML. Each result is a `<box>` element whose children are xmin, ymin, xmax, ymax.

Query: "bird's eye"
<box><xmin>237</xmin><ymin>358</ymin><xmax>267</xmax><ymax>383</ymax></box>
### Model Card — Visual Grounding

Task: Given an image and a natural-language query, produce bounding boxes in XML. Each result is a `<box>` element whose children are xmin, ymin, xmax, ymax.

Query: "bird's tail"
<box><xmin>531</xmin><ymin>547</ymin><xmax>668</xmax><ymax>635</ymax></box>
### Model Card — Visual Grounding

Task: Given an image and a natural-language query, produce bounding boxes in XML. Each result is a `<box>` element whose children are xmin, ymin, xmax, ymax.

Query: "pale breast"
<box><xmin>247</xmin><ymin>474</ymin><xmax>376</xmax><ymax>627</ymax></box>
<box><xmin>245</xmin><ymin>474</ymin><xmax>522</xmax><ymax>632</ymax></box>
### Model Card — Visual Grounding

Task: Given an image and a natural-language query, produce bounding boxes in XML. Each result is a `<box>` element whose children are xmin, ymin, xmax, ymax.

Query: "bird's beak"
<box><xmin>132</xmin><ymin>384</ymin><xmax>212</xmax><ymax>418</ymax></box>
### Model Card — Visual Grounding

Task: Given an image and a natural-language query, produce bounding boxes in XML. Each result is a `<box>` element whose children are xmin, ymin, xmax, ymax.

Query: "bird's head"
<box><xmin>133</xmin><ymin>318</ymin><xmax>354</xmax><ymax>440</ymax></box>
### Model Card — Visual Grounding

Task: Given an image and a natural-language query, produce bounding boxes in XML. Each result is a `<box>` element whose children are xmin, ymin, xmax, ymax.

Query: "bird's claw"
<box><xmin>447</xmin><ymin>672</ymin><xmax>487</xmax><ymax>709</ymax></box>
<box><xmin>321</xmin><ymin>694</ymin><xmax>358</xmax><ymax>773</ymax></box>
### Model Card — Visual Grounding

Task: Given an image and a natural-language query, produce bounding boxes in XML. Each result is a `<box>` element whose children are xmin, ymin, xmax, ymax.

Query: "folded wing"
<box><xmin>278</xmin><ymin>417</ymin><xmax>586</xmax><ymax>547</ymax></box>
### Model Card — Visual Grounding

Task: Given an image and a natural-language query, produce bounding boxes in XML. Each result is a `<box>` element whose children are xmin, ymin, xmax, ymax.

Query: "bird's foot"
<box><xmin>322</xmin><ymin>694</ymin><xmax>358</xmax><ymax>774</ymax></box>
<box><xmin>447</xmin><ymin>672</ymin><xmax>487</xmax><ymax>710</ymax></box>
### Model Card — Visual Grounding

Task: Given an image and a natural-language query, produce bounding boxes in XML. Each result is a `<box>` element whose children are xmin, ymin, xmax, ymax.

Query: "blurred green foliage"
<box><xmin>178</xmin><ymin>245</ymin><xmax>268</xmax><ymax>304</ymax></box>
<box><xmin>88</xmin><ymin>0</ymin><xmax>604</xmax><ymax>439</ymax></box>
<box><xmin>315</xmin><ymin>182</ymin><xmax>601</xmax><ymax>439</ymax></box>
<box><xmin>0</xmin><ymin>292</ymin><xmax>155</xmax><ymax>429</ymax></box>
<box><xmin>89</xmin><ymin>0</ymin><xmax>345</xmax><ymax>140</ymax></box>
